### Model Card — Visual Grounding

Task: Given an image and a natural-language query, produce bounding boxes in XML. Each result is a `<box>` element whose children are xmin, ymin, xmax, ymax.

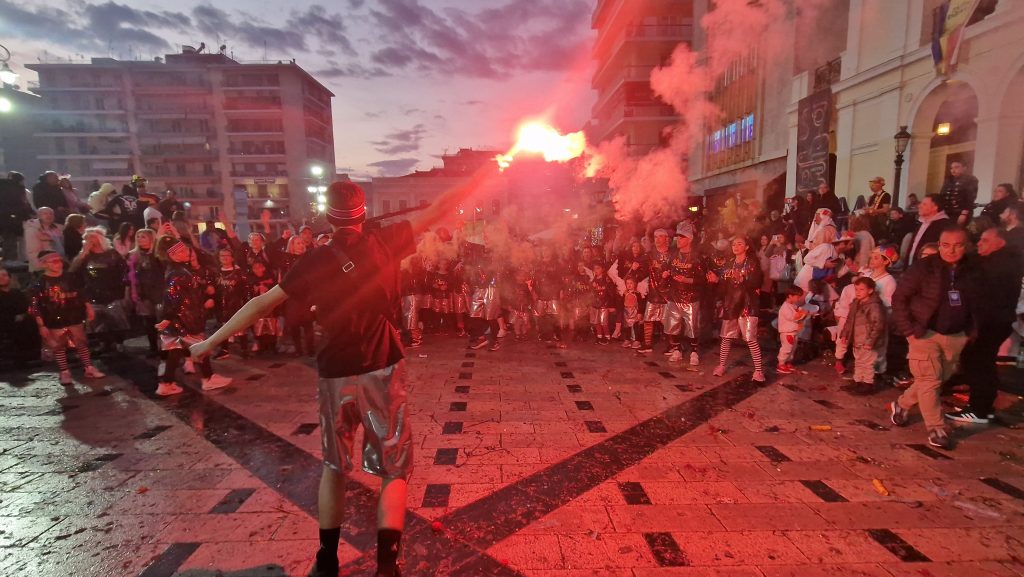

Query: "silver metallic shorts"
<box><xmin>643</xmin><ymin>301</ymin><xmax>668</xmax><ymax>322</ymax></box>
<box><xmin>319</xmin><ymin>361</ymin><xmax>413</xmax><ymax>480</ymax></box>
<box><xmin>535</xmin><ymin>299</ymin><xmax>561</xmax><ymax>316</ymax></box>
<box><xmin>401</xmin><ymin>295</ymin><xmax>419</xmax><ymax>330</ymax></box>
<box><xmin>721</xmin><ymin>316</ymin><xmax>759</xmax><ymax>342</ymax></box>
<box><xmin>589</xmin><ymin>307</ymin><xmax>612</xmax><ymax>325</ymax></box>
<box><xmin>159</xmin><ymin>332</ymin><xmax>203</xmax><ymax>351</ymax></box>
<box><xmin>664</xmin><ymin>301</ymin><xmax>699</xmax><ymax>338</ymax></box>
<box><xmin>432</xmin><ymin>295</ymin><xmax>454</xmax><ymax>314</ymax></box>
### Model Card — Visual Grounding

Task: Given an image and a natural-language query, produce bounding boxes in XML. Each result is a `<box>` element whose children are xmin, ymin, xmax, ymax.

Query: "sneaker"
<box><xmin>487</xmin><ymin>341</ymin><xmax>501</xmax><ymax>352</ymax></box>
<box><xmin>689</xmin><ymin>352</ymin><xmax>700</xmax><ymax>366</ymax></box>
<box><xmin>842</xmin><ymin>381</ymin><xmax>875</xmax><ymax>396</ymax></box>
<box><xmin>751</xmin><ymin>370</ymin><xmax>766</xmax><ymax>383</ymax></box>
<box><xmin>893</xmin><ymin>372</ymin><xmax>914</xmax><ymax>386</ymax></box>
<box><xmin>201</xmin><ymin>374</ymin><xmax>232</xmax><ymax>391</ymax></box>
<box><xmin>889</xmin><ymin>401</ymin><xmax>909</xmax><ymax>427</ymax></box>
<box><xmin>311</xmin><ymin>548</ymin><xmax>339</xmax><ymax>577</ymax></box>
<box><xmin>712</xmin><ymin>365</ymin><xmax>726</xmax><ymax>377</ymax></box>
<box><xmin>611</xmin><ymin>326</ymin><xmax>622</xmax><ymax>339</ymax></box>
<box><xmin>631</xmin><ymin>341</ymin><xmax>642</xmax><ymax>349</ymax></box>
<box><xmin>183</xmin><ymin>358</ymin><xmax>195</xmax><ymax>374</ymax></box>
<box><xmin>668</xmin><ymin>350</ymin><xmax>683</xmax><ymax>362</ymax></box>
<box><xmin>776</xmin><ymin>363</ymin><xmax>795</xmax><ymax>374</ymax></box>
<box><xmin>497</xmin><ymin>328</ymin><xmax>508</xmax><ymax>338</ymax></box>
<box><xmin>944</xmin><ymin>410</ymin><xmax>990</xmax><ymax>424</ymax></box>
<box><xmin>622</xmin><ymin>339</ymin><xmax>633</xmax><ymax>348</ymax></box>
<box><xmin>927</xmin><ymin>429</ymin><xmax>951</xmax><ymax>450</ymax></box>
<box><xmin>59</xmin><ymin>370</ymin><xmax>73</xmax><ymax>386</ymax></box>
<box><xmin>455</xmin><ymin>329</ymin><xmax>466</xmax><ymax>337</ymax></box>
<box><xmin>636</xmin><ymin>346</ymin><xmax>653</xmax><ymax>354</ymax></box>
<box><xmin>469</xmin><ymin>337</ymin><xmax>489</xmax><ymax>350</ymax></box>
<box><xmin>250</xmin><ymin>342</ymin><xmax>259</xmax><ymax>353</ymax></box>
<box><xmin>156</xmin><ymin>382</ymin><xmax>184</xmax><ymax>396</ymax></box>
<box><xmin>834</xmin><ymin>361</ymin><xmax>845</xmax><ymax>375</ymax></box>
<box><xmin>408</xmin><ymin>339</ymin><xmax>422</xmax><ymax>348</ymax></box>
<box><xmin>663</xmin><ymin>348</ymin><xmax>675</xmax><ymax>356</ymax></box>
<box><xmin>83</xmin><ymin>366</ymin><xmax>106</xmax><ymax>379</ymax></box>
<box><xmin>598</xmin><ymin>338</ymin><xmax>610</xmax><ymax>345</ymax></box>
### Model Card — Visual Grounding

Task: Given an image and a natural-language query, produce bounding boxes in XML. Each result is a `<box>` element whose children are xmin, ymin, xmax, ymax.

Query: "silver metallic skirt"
<box><xmin>318</xmin><ymin>361</ymin><xmax>412</xmax><ymax>479</ymax></box>
<box><xmin>401</xmin><ymin>295</ymin><xmax>419</xmax><ymax>330</ymax></box>
<box><xmin>589</xmin><ymin>307</ymin><xmax>612</xmax><ymax>325</ymax></box>
<box><xmin>721</xmin><ymin>316</ymin><xmax>759</xmax><ymax>342</ymax></box>
<box><xmin>159</xmin><ymin>332</ymin><xmax>203</xmax><ymax>351</ymax></box>
<box><xmin>535</xmin><ymin>299</ymin><xmax>561</xmax><ymax>316</ymax></box>
<box><xmin>643</xmin><ymin>301</ymin><xmax>668</xmax><ymax>322</ymax></box>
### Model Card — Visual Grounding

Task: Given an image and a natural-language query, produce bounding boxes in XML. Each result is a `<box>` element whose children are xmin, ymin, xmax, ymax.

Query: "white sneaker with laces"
<box><xmin>83</xmin><ymin>366</ymin><xmax>106</xmax><ymax>379</ymax></box>
<box><xmin>156</xmin><ymin>382</ymin><xmax>184</xmax><ymax>396</ymax></box>
<box><xmin>183</xmin><ymin>358</ymin><xmax>196</xmax><ymax>374</ymax></box>
<box><xmin>201</xmin><ymin>374</ymin><xmax>232</xmax><ymax>391</ymax></box>
<box><xmin>689</xmin><ymin>352</ymin><xmax>700</xmax><ymax>366</ymax></box>
<box><xmin>668</xmin><ymin>350</ymin><xmax>683</xmax><ymax>363</ymax></box>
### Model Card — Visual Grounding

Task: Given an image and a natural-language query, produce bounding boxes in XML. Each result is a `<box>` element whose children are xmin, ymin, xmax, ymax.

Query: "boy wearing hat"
<box><xmin>638</xmin><ymin>228</ymin><xmax>673</xmax><ymax>354</ymax></box>
<box><xmin>28</xmin><ymin>250</ymin><xmax>105</xmax><ymax>385</ymax></box>
<box><xmin>664</xmin><ymin>223</ymin><xmax>704</xmax><ymax>365</ymax></box>
<box><xmin>189</xmin><ymin>170</ymin><xmax>493</xmax><ymax>577</ymax></box>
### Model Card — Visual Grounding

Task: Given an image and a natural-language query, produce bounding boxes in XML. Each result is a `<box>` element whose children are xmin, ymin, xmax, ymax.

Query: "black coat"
<box><xmin>31</xmin><ymin>180</ymin><xmax>67</xmax><ymax>213</ymax></box>
<box><xmin>974</xmin><ymin>245</ymin><xmax>1024</xmax><ymax>326</ymax></box>
<box><xmin>908</xmin><ymin>215</ymin><xmax>950</xmax><ymax>265</ymax></box>
<box><xmin>0</xmin><ymin>179</ymin><xmax>34</xmax><ymax>236</ymax></box>
<box><xmin>940</xmin><ymin>174</ymin><xmax>979</xmax><ymax>220</ymax></box>
<box><xmin>891</xmin><ymin>254</ymin><xmax>976</xmax><ymax>338</ymax></box>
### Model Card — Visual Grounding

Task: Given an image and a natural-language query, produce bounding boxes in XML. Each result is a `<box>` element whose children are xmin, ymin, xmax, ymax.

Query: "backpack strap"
<box><xmin>328</xmin><ymin>242</ymin><xmax>356</xmax><ymax>273</ymax></box>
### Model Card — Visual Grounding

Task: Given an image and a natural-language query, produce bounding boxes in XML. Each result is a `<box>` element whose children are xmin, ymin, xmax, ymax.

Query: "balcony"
<box><xmin>136</xmin><ymin>105</ymin><xmax>212</xmax><ymax>117</ymax></box>
<box><xmin>36</xmin><ymin>121</ymin><xmax>129</xmax><ymax>136</ymax></box>
<box><xmin>223</xmin><ymin>97</ymin><xmax>282</xmax><ymax>111</ymax></box>
<box><xmin>140</xmin><ymin>146</ymin><xmax>219</xmax><ymax>158</ymax></box>
<box><xmin>226</xmin><ymin>126</ymin><xmax>284</xmax><ymax>135</ymax></box>
<box><xmin>230</xmin><ymin>169</ymin><xmax>289</xmax><ymax>178</ymax></box>
<box><xmin>593</xmin><ymin>24</ymin><xmax>692</xmax><ymax>81</ymax></box>
<box><xmin>228</xmin><ymin>146</ymin><xmax>286</xmax><ymax>157</ymax></box>
<box><xmin>34</xmin><ymin>109</ymin><xmax>126</xmax><ymax>115</ymax></box>
<box><xmin>595</xmin><ymin>104</ymin><xmax>677</xmax><ymax>141</ymax></box>
<box><xmin>39</xmin><ymin>151</ymin><xmax>131</xmax><ymax>159</ymax></box>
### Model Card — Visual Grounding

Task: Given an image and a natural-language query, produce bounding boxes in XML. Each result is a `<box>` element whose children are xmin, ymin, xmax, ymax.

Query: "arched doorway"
<box><xmin>906</xmin><ymin>78</ymin><xmax>980</xmax><ymax>202</ymax></box>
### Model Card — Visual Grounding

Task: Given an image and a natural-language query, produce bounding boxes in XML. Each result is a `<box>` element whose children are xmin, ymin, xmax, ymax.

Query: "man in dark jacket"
<box><xmin>907</xmin><ymin>194</ymin><xmax>950</xmax><ymax>266</ymax></box>
<box><xmin>940</xmin><ymin>161</ymin><xmax>978</xmax><ymax>226</ymax></box>
<box><xmin>889</xmin><ymin>225</ymin><xmax>974</xmax><ymax>450</ymax></box>
<box><xmin>0</xmin><ymin>173</ymin><xmax>35</xmax><ymax>263</ymax></box>
<box><xmin>31</xmin><ymin>171</ymin><xmax>68</xmax><ymax>221</ymax></box>
<box><xmin>813</xmin><ymin>183</ymin><xmax>843</xmax><ymax>218</ymax></box>
<box><xmin>947</xmin><ymin>228</ymin><xmax>1024</xmax><ymax>424</ymax></box>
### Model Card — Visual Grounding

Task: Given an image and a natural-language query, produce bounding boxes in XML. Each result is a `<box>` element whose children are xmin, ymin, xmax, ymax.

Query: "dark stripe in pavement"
<box><xmin>866</xmin><ymin>528</ymin><xmax>931</xmax><ymax>562</ymax></box>
<box><xmin>800</xmin><ymin>480</ymin><xmax>848</xmax><ymax>502</ymax></box>
<box><xmin>659</xmin><ymin>371</ymin><xmax>676</xmax><ymax>379</ymax></box>
<box><xmin>675</xmin><ymin>384</ymin><xmax>693</xmax><ymax>392</ymax></box>
<box><xmin>434</xmin><ymin>373</ymin><xmax>762</xmax><ymax>551</ymax></box>
<box><xmin>560</xmin><ymin>371</ymin><xmax>575</xmax><ymax>379</ymax></box>
<box><xmin>268</xmin><ymin>362</ymin><xmax>286</xmax><ymax>368</ymax></box>
<box><xmin>422</xmin><ymin>484</ymin><xmax>451</xmax><ymax>508</ymax></box>
<box><xmin>554</xmin><ymin>362</ymin><xmax>568</xmax><ymax>367</ymax></box>
<box><xmin>980</xmin><ymin>477</ymin><xmax>1024</xmax><ymax>500</ymax></box>
<box><xmin>782</xmin><ymin>384</ymin><xmax>804</xmax><ymax>392</ymax></box>
<box><xmin>574</xmin><ymin>401</ymin><xmax>594</xmax><ymax>411</ymax></box>
<box><xmin>566</xmin><ymin>384</ymin><xmax>583</xmax><ymax>393</ymax></box>
<box><xmin>293</xmin><ymin>423</ymin><xmax>319</xmax><ymax>435</ymax></box>
<box><xmin>449</xmin><ymin>402</ymin><xmax>467</xmax><ymax>412</ymax></box>
<box><xmin>585</xmin><ymin>421</ymin><xmax>607</xmax><ymax>433</ymax></box>
<box><xmin>134</xmin><ymin>425</ymin><xmax>173</xmax><ymax>440</ymax></box>
<box><xmin>442</xmin><ymin>422</ymin><xmax>464</xmax><ymax>434</ymax></box>
<box><xmin>644</xmin><ymin>361</ymin><xmax>659</xmax><ymax>367</ymax></box>
<box><xmin>454</xmin><ymin>385</ymin><xmax>470</xmax><ymax>394</ymax></box>
<box><xmin>851</xmin><ymin>419</ymin><xmax>889</xmax><ymax>431</ymax></box>
<box><xmin>138</xmin><ymin>543</ymin><xmax>201</xmax><ymax>577</ymax></box>
<box><xmin>813</xmin><ymin>399</ymin><xmax>842</xmax><ymax>409</ymax></box>
<box><xmin>618</xmin><ymin>481</ymin><xmax>652</xmax><ymax>505</ymax></box>
<box><xmin>904</xmin><ymin>443</ymin><xmax>954</xmax><ymax>460</ymax></box>
<box><xmin>643</xmin><ymin>532</ymin><xmax>689</xmax><ymax>566</ymax></box>
<box><xmin>434</xmin><ymin>448</ymin><xmax>459</xmax><ymax>466</ymax></box>
<box><xmin>464</xmin><ymin>352</ymin><xmax>476</xmax><ymax>358</ymax></box>
<box><xmin>461</xmin><ymin>362</ymin><xmax>474</xmax><ymax>368</ymax></box>
<box><xmin>755</xmin><ymin>445</ymin><xmax>791</xmax><ymax>462</ymax></box>
<box><xmin>209</xmin><ymin>488</ymin><xmax>257</xmax><ymax>514</ymax></box>
<box><xmin>458</xmin><ymin>372</ymin><xmax>472</xmax><ymax>379</ymax></box>
<box><xmin>246</xmin><ymin>374</ymin><xmax>264</xmax><ymax>381</ymax></box>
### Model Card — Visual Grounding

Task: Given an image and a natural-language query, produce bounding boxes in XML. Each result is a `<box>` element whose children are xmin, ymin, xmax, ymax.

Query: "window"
<box><xmin>203</xmin><ymin>164</ymin><xmax>213</xmax><ymax>176</ymax></box>
<box><xmin>419</xmin><ymin>199</ymin><xmax>428</xmax><ymax>207</ymax></box>
<box><xmin>257</xmin><ymin>184</ymin><xmax>269</xmax><ymax>198</ymax></box>
<box><xmin>399</xmin><ymin>200</ymin><xmax>408</xmax><ymax>210</ymax></box>
<box><xmin>175</xmin><ymin>164</ymin><xmax>187</xmax><ymax>176</ymax></box>
<box><xmin>382</xmin><ymin>200</ymin><xmax>391</xmax><ymax>213</ymax></box>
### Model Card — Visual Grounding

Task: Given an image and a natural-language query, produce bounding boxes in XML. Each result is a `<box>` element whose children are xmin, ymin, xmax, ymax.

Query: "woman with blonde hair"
<box><xmin>128</xmin><ymin>228</ymin><xmax>164</xmax><ymax>354</ymax></box>
<box><xmin>71</xmin><ymin>226</ymin><xmax>129</xmax><ymax>354</ymax></box>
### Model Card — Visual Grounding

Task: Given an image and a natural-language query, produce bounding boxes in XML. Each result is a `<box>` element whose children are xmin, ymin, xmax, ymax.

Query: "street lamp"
<box><xmin>0</xmin><ymin>96</ymin><xmax>11</xmax><ymax>114</ymax></box>
<box><xmin>310</xmin><ymin>165</ymin><xmax>324</xmax><ymax>177</ymax></box>
<box><xmin>892</xmin><ymin>125</ymin><xmax>911</xmax><ymax>208</ymax></box>
<box><xmin>0</xmin><ymin>44</ymin><xmax>17</xmax><ymax>86</ymax></box>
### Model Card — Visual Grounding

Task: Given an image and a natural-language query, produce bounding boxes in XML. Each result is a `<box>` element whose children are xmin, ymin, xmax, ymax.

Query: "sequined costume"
<box><xmin>159</xmin><ymin>262</ymin><xmax>208</xmax><ymax>350</ymax></box>
<box><xmin>589</xmin><ymin>274</ymin><xmax>616</xmax><ymax>325</ymax></box>
<box><xmin>215</xmin><ymin>267</ymin><xmax>251</xmax><ymax>323</ymax></box>
<box><xmin>664</xmin><ymin>249</ymin><xmax>705</xmax><ymax>339</ymax></box>
<box><xmin>28</xmin><ymin>273</ymin><xmax>87</xmax><ymax>329</ymax></box>
<box><xmin>643</xmin><ymin>248</ymin><xmax>673</xmax><ymax>321</ymax></box>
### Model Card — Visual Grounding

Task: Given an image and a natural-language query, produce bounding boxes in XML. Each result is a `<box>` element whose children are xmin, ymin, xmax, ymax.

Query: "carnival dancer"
<box><xmin>589</xmin><ymin>261</ymin><xmax>616</xmax><ymax>344</ymax></box>
<box><xmin>638</xmin><ymin>229</ymin><xmax>673</xmax><ymax>354</ymax></box>
<box><xmin>213</xmin><ymin>248</ymin><xmax>252</xmax><ymax>359</ymax></box>
<box><xmin>249</xmin><ymin>260</ymin><xmax>279</xmax><ymax>354</ymax></box>
<box><xmin>71</xmin><ymin>227</ymin><xmax>129</xmax><ymax>354</ymax></box>
<box><xmin>664</xmin><ymin>224</ymin><xmax>705</xmax><ymax>365</ymax></box>
<box><xmin>127</xmin><ymin>228</ymin><xmax>164</xmax><ymax>355</ymax></box>
<box><xmin>534</xmin><ymin>245</ymin><xmax>565</xmax><ymax>344</ymax></box>
<box><xmin>28</xmin><ymin>250</ymin><xmax>106</xmax><ymax>385</ymax></box>
<box><xmin>708</xmin><ymin>236</ymin><xmax>766</xmax><ymax>383</ymax></box>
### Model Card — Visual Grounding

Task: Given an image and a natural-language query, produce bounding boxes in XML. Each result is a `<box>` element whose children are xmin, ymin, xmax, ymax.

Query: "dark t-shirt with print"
<box><xmin>280</xmin><ymin>221</ymin><xmax>415</xmax><ymax>378</ymax></box>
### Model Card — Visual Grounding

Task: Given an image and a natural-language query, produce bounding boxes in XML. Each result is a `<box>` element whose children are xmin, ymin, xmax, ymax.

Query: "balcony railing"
<box><xmin>230</xmin><ymin>169</ymin><xmax>289</xmax><ymax>177</ymax></box>
<box><xmin>140</xmin><ymin>146</ymin><xmax>219</xmax><ymax>157</ymax></box>
<box><xmin>228</xmin><ymin>146</ymin><xmax>286</xmax><ymax>156</ymax></box>
<box><xmin>223</xmin><ymin>98</ymin><xmax>281</xmax><ymax>110</ymax></box>
<box><xmin>38</xmin><ymin>122</ymin><xmax>129</xmax><ymax>134</ymax></box>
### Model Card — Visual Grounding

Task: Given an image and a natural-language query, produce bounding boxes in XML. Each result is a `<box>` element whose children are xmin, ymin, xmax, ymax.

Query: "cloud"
<box><xmin>368</xmin><ymin>158</ymin><xmax>420</xmax><ymax>177</ymax></box>
<box><xmin>364</xmin><ymin>0</ymin><xmax>591</xmax><ymax>78</ymax></box>
<box><xmin>315</xmin><ymin>62</ymin><xmax>391</xmax><ymax>79</ymax></box>
<box><xmin>371</xmin><ymin>123</ymin><xmax>427</xmax><ymax>155</ymax></box>
<box><xmin>0</xmin><ymin>1</ymin><xmax>185</xmax><ymax>52</ymax></box>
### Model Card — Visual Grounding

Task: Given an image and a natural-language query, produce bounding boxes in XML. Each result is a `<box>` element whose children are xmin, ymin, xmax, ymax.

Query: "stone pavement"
<box><xmin>1</xmin><ymin>333</ymin><xmax>1023</xmax><ymax>577</ymax></box>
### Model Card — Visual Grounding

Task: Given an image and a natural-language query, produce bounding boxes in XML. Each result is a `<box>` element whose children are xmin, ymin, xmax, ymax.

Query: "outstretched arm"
<box><xmin>191</xmin><ymin>285</ymin><xmax>289</xmax><ymax>360</ymax></box>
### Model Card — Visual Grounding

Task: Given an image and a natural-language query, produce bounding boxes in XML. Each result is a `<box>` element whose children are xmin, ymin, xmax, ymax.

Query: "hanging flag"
<box><xmin>933</xmin><ymin>0</ymin><xmax>980</xmax><ymax>76</ymax></box>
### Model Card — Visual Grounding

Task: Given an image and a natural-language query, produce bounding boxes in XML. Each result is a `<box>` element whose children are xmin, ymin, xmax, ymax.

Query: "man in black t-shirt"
<box><xmin>192</xmin><ymin>170</ymin><xmax>492</xmax><ymax>577</ymax></box>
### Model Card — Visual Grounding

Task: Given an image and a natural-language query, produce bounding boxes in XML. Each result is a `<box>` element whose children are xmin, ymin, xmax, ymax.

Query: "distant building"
<box><xmin>590</xmin><ymin>0</ymin><xmax>694</xmax><ymax>154</ymax></box>
<box><xmin>27</xmin><ymin>47</ymin><xmax>334</xmax><ymax>232</ymax></box>
<box><xmin>0</xmin><ymin>85</ymin><xmax>45</xmax><ymax>178</ymax></box>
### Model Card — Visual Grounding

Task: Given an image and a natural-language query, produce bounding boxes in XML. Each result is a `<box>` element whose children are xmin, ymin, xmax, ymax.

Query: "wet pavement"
<box><xmin>1</xmin><ymin>334</ymin><xmax>1024</xmax><ymax>577</ymax></box>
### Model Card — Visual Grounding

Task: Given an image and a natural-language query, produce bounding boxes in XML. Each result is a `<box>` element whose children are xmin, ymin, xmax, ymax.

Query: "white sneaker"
<box><xmin>622</xmin><ymin>339</ymin><xmax>633</xmax><ymax>348</ymax></box>
<box><xmin>630</xmin><ymin>341</ymin><xmax>642</xmax><ymax>349</ymax></box>
<box><xmin>712</xmin><ymin>365</ymin><xmax>726</xmax><ymax>377</ymax></box>
<box><xmin>497</xmin><ymin>328</ymin><xmax>508</xmax><ymax>338</ymax></box>
<box><xmin>752</xmin><ymin>370</ymin><xmax>766</xmax><ymax>383</ymax></box>
<box><xmin>201</xmin><ymin>374</ymin><xmax>232</xmax><ymax>391</ymax></box>
<box><xmin>156</xmin><ymin>382</ymin><xmax>184</xmax><ymax>396</ymax></box>
<box><xmin>689</xmin><ymin>352</ymin><xmax>700</xmax><ymax>366</ymax></box>
<box><xmin>668</xmin><ymin>350</ymin><xmax>683</xmax><ymax>362</ymax></box>
<box><xmin>59</xmin><ymin>370</ymin><xmax>73</xmax><ymax>386</ymax></box>
<box><xmin>83</xmin><ymin>366</ymin><xmax>106</xmax><ymax>379</ymax></box>
<box><xmin>157</xmin><ymin>360</ymin><xmax>166</xmax><ymax>377</ymax></box>
<box><xmin>611</xmin><ymin>326</ymin><xmax>622</xmax><ymax>339</ymax></box>
<box><xmin>183</xmin><ymin>358</ymin><xmax>195</xmax><ymax>374</ymax></box>
<box><xmin>250</xmin><ymin>342</ymin><xmax>259</xmax><ymax>353</ymax></box>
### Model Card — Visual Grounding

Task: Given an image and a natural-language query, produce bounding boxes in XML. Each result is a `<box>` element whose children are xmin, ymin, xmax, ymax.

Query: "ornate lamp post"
<box><xmin>892</xmin><ymin>126</ymin><xmax>911</xmax><ymax>208</ymax></box>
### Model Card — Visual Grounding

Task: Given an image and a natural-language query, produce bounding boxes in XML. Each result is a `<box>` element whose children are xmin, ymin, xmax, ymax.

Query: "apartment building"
<box><xmin>27</xmin><ymin>47</ymin><xmax>334</xmax><ymax>230</ymax></box>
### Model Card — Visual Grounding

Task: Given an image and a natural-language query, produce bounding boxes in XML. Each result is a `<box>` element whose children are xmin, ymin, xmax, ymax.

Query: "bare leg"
<box><xmin>378</xmin><ymin>477</ymin><xmax>407</xmax><ymax>530</ymax></box>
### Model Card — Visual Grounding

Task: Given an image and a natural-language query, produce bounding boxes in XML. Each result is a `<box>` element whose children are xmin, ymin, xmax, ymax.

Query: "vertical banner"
<box><xmin>795</xmin><ymin>88</ymin><xmax>833</xmax><ymax>196</ymax></box>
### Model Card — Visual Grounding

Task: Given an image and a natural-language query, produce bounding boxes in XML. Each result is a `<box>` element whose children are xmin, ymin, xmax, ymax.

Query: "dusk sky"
<box><xmin>0</xmin><ymin>0</ymin><xmax>598</xmax><ymax>179</ymax></box>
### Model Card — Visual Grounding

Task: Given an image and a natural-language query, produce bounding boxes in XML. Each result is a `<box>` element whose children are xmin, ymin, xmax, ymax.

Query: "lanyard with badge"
<box><xmin>948</xmin><ymin>266</ymin><xmax>962</xmax><ymax>307</ymax></box>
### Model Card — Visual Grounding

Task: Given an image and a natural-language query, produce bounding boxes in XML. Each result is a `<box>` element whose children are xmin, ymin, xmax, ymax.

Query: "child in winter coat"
<box><xmin>837</xmin><ymin>276</ymin><xmax>886</xmax><ymax>395</ymax></box>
